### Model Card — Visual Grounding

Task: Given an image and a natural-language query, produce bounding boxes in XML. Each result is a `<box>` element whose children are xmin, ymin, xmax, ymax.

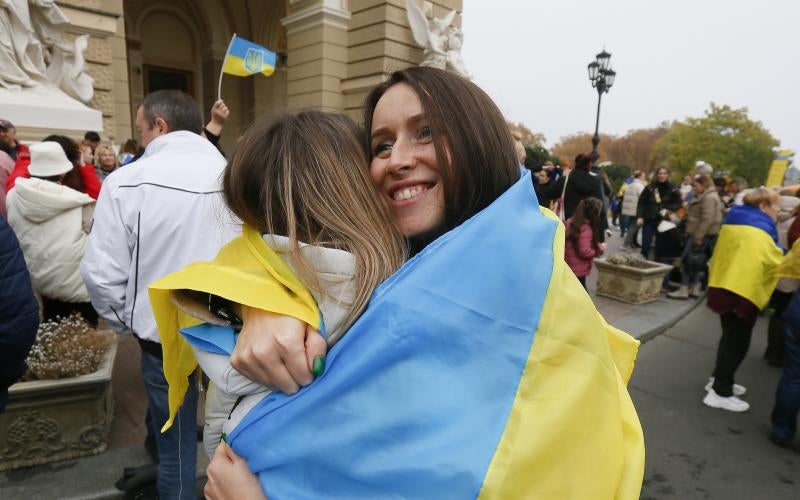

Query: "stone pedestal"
<box><xmin>0</xmin><ymin>338</ymin><xmax>117</xmax><ymax>471</ymax></box>
<box><xmin>0</xmin><ymin>84</ymin><xmax>103</xmax><ymax>141</ymax></box>
<box><xmin>594</xmin><ymin>258</ymin><xmax>673</xmax><ymax>305</ymax></box>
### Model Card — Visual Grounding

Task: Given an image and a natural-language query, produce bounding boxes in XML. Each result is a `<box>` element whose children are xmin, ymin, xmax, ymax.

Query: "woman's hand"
<box><xmin>636</xmin><ymin>218</ymin><xmax>644</xmax><ymax>226</ymax></box>
<box><xmin>230</xmin><ymin>307</ymin><xmax>328</xmax><ymax>394</ymax></box>
<box><xmin>598</xmin><ymin>242</ymin><xmax>607</xmax><ymax>254</ymax></box>
<box><xmin>205</xmin><ymin>442</ymin><xmax>266</xmax><ymax>500</ymax></box>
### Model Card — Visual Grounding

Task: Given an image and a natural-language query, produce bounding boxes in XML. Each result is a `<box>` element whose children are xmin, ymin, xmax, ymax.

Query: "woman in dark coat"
<box><xmin>636</xmin><ymin>166</ymin><xmax>682</xmax><ymax>260</ymax></box>
<box><xmin>544</xmin><ymin>153</ymin><xmax>604</xmax><ymax>222</ymax></box>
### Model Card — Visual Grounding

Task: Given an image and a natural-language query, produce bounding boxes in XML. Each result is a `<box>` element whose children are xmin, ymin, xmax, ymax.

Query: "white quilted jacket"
<box><xmin>6</xmin><ymin>177</ymin><xmax>95</xmax><ymax>302</ymax></box>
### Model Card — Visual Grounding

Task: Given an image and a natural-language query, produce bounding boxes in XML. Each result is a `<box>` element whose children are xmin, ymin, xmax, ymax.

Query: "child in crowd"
<box><xmin>564</xmin><ymin>197</ymin><xmax>606</xmax><ymax>288</ymax></box>
<box><xmin>149</xmin><ymin>111</ymin><xmax>406</xmax><ymax>457</ymax></box>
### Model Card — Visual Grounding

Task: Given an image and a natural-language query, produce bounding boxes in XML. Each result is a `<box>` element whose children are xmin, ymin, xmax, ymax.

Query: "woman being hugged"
<box><xmin>703</xmin><ymin>188</ymin><xmax>783</xmax><ymax>412</ymax></box>
<box><xmin>149</xmin><ymin>111</ymin><xmax>406</xmax><ymax>456</ymax></box>
<box><xmin>201</xmin><ymin>66</ymin><xmax>644</xmax><ymax>500</ymax></box>
<box><xmin>565</xmin><ymin>197</ymin><xmax>606</xmax><ymax>288</ymax></box>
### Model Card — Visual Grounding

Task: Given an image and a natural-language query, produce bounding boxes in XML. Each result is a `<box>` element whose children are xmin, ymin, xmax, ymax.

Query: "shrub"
<box><xmin>26</xmin><ymin>314</ymin><xmax>112</xmax><ymax>380</ymax></box>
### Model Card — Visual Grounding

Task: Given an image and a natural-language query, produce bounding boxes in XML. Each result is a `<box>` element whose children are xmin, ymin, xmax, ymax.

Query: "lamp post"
<box><xmin>587</xmin><ymin>49</ymin><xmax>616</xmax><ymax>162</ymax></box>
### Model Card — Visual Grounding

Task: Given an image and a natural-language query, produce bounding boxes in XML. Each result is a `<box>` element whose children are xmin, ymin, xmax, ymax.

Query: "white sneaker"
<box><xmin>703</xmin><ymin>389</ymin><xmax>750</xmax><ymax>412</ymax></box>
<box><xmin>704</xmin><ymin>377</ymin><xmax>746</xmax><ymax>396</ymax></box>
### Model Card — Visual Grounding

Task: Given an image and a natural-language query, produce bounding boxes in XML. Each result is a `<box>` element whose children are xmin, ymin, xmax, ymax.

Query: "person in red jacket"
<box><xmin>564</xmin><ymin>197</ymin><xmax>606</xmax><ymax>288</ymax></box>
<box><xmin>5</xmin><ymin>135</ymin><xmax>100</xmax><ymax>199</ymax></box>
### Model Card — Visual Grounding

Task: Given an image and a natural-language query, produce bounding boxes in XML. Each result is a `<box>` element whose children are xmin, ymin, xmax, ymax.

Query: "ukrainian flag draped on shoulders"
<box><xmin>205</xmin><ymin>173</ymin><xmax>644</xmax><ymax>499</ymax></box>
<box><xmin>149</xmin><ymin>226</ymin><xmax>320</xmax><ymax>431</ymax></box>
<box><xmin>709</xmin><ymin>204</ymin><xmax>784</xmax><ymax>310</ymax></box>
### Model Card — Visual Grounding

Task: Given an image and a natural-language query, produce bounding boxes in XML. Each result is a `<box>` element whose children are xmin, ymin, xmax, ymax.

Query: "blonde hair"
<box><xmin>94</xmin><ymin>143</ymin><xmax>117</xmax><ymax>169</ymax></box>
<box><xmin>223</xmin><ymin>111</ymin><xmax>407</xmax><ymax>333</ymax></box>
<box><xmin>743</xmin><ymin>187</ymin><xmax>779</xmax><ymax>208</ymax></box>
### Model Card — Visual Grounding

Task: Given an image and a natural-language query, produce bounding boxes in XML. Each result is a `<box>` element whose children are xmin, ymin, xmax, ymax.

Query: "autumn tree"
<box><xmin>652</xmin><ymin>103</ymin><xmax>779</xmax><ymax>185</ymax></box>
<box><xmin>508</xmin><ymin>122</ymin><xmax>546</xmax><ymax>146</ymax></box>
<box><xmin>551</xmin><ymin>133</ymin><xmax>616</xmax><ymax>166</ymax></box>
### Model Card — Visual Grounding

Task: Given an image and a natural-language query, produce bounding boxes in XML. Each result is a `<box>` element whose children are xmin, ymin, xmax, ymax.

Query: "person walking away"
<box><xmin>81</xmin><ymin>89</ymin><xmax>238</xmax><ymax>499</ymax></box>
<box><xmin>94</xmin><ymin>144</ymin><xmax>119</xmax><ymax>183</ymax></box>
<box><xmin>564</xmin><ymin>197</ymin><xmax>606</xmax><ymax>289</ymax></box>
<box><xmin>621</xmin><ymin>170</ymin><xmax>646</xmax><ymax>246</ymax></box>
<box><xmin>0</xmin><ymin>216</ymin><xmax>40</xmax><ymax>414</ymax></box>
<box><xmin>5</xmin><ymin>142</ymin><xmax>97</xmax><ymax>325</ymax></box>
<box><xmin>543</xmin><ymin>153</ymin><xmax>603</xmax><ymax>221</ymax></box>
<box><xmin>703</xmin><ymin>188</ymin><xmax>784</xmax><ymax>412</ymax></box>
<box><xmin>636</xmin><ymin>166</ymin><xmax>682</xmax><ymax>259</ymax></box>
<box><xmin>668</xmin><ymin>175</ymin><xmax>722</xmax><ymax>299</ymax></box>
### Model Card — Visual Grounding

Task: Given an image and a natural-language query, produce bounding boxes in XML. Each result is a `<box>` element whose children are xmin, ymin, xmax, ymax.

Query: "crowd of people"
<box><xmin>0</xmin><ymin>63</ymin><xmax>798</xmax><ymax>499</ymax></box>
<box><xmin>528</xmin><ymin>151</ymin><xmax>800</xmax><ymax>447</ymax></box>
<box><xmin>0</xmin><ymin>68</ymin><xmax>644</xmax><ymax>499</ymax></box>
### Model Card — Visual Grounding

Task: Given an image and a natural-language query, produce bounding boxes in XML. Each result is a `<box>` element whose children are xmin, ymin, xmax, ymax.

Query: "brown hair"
<box><xmin>41</xmin><ymin>134</ymin><xmax>84</xmax><ymax>193</ymax></box>
<box><xmin>743</xmin><ymin>187</ymin><xmax>779</xmax><ymax>209</ymax></box>
<box><xmin>223</xmin><ymin>111</ymin><xmax>407</xmax><ymax>334</ymax></box>
<box><xmin>569</xmin><ymin>197</ymin><xmax>604</xmax><ymax>249</ymax></box>
<box><xmin>363</xmin><ymin>66</ymin><xmax>520</xmax><ymax>235</ymax></box>
<box><xmin>694</xmin><ymin>174</ymin><xmax>713</xmax><ymax>190</ymax></box>
<box><xmin>574</xmin><ymin>153</ymin><xmax>592</xmax><ymax>172</ymax></box>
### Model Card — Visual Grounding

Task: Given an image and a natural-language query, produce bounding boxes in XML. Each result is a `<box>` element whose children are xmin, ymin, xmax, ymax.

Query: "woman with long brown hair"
<box><xmin>203</xmin><ymin>67</ymin><xmax>643</xmax><ymax>499</ymax></box>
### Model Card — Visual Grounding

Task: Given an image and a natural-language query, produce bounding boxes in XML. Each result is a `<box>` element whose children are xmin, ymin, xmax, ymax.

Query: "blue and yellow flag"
<box><xmin>222</xmin><ymin>35</ymin><xmax>276</xmax><ymax>77</ymax></box>
<box><xmin>220</xmin><ymin>174</ymin><xmax>643</xmax><ymax>499</ymax></box>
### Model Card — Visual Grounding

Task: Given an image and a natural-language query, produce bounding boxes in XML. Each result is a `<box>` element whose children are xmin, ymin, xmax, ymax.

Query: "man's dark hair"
<box><xmin>141</xmin><ymin>90</ymin><xmax>203</xmax><ymax>135</ymax></box>
<box><xmin>84</xmin><ymin>131</ymin><xmax>101</xmax><ymax>142</ymax></box>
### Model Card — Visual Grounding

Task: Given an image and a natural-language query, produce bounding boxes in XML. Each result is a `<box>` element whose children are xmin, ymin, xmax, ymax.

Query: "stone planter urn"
<box><xmin>0</xmin><ymin>336</ymin><xmax>117</xmax><ymax>471</ymax></box>
<box><xmin>594</xmin><ymin>254</ymin><xmax>674</xmax><ymax>305</ymax></box>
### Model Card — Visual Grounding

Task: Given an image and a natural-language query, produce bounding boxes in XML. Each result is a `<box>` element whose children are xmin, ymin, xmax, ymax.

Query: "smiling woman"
<box><xmin>364</xmin><ymin>67</ymin><xmax>520</xmax><ymax>252</ymax></box>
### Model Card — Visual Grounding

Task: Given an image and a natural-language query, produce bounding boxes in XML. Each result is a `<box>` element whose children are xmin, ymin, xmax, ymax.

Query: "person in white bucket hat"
<box><xmin>5</xmin><ymin>142</ymin><xmax>98</xmax><ymax>326</ymax></box>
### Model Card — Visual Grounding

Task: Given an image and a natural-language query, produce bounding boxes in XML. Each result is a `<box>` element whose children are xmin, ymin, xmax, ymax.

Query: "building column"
<box><xmin>281</xmin><ymin>0</ymin><xmax>351</xmax><ymax>112</ymax></box>
<box><xmin>342</xmin><ymin>0</ymin><xmax>462</xmax><ymax>119</ymax></box>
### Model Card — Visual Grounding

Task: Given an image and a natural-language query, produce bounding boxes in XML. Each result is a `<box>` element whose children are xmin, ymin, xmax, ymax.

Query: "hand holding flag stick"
<box><xmin>217</xmin><ymin>33</ymin><xmax>278</xmax><ymax>100</ymax></box>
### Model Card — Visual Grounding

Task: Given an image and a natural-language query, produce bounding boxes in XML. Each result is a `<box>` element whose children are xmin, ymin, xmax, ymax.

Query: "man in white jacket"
<box><xmin>81</xmin><ymin>90</ymin><xmax>238</xmax><ymax>499</ymax></box>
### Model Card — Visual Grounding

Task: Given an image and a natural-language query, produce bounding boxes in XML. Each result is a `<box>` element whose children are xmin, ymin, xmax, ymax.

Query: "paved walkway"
<box><xmin>0</xmin><ymin>231</ymin><xmax>706</xmax><ymax>499</ymax></box>
<box><xmin>635</xmin><ymin>302</ymin><xmax>797</xmax><ymax>499</ymax></box>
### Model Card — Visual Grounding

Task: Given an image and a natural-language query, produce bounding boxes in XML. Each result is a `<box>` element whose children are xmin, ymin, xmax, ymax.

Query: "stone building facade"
<box><xmin>47</xmin><ymin>0</ymin><xmax>462</xmax><ymax>149</ymax></box>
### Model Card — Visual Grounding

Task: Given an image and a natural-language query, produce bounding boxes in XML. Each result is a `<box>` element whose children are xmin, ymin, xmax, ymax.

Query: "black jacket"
<box><xmin>543</xmin><ymin>168</ymin><xmax>604</xmax><ymax>220</ymax></box>
<box><xmin>0</xmin><ymin>217</ymin><xmax>39</xmax><ymax>412</ymax></box>
<box><xmin>636</xmin><ymin>181</ymin><xmax>682</xmax><ymax>221</ymax></box>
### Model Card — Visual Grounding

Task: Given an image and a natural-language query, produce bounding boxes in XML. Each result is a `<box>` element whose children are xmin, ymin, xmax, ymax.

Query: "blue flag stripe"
<box><xmin>229</xmin><ymin>173</ymin><xmax>556</xmax><ymax>498</ymax></box>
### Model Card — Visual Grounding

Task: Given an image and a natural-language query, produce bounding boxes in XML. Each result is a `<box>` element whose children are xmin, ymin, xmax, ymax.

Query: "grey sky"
<box><xmin>462</xmin><ymin>0</ymin><xmax>799</xmax><ymax>158</ymax></box>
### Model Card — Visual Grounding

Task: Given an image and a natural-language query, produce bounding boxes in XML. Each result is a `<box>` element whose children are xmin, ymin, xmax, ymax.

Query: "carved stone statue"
<box><xmin>405</xmin><ymin>0</ymin><xmax>471</xmax><ymax>79</ymax></box>
<box><xmin>0</xmin><ymin>0</ymin><xmax>94</xmax><ymax>103</ymax></box>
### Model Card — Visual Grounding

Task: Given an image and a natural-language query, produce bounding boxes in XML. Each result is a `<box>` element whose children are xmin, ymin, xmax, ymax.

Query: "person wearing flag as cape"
<box><xmin>151</xmin><ymin>67</ymin><xmax>644</xmax><ymax>499</ymax></box>
<box><xmin>703</xmin><ymin>187</ymin><xmax>784</xmax><ymax>412</ymax></box>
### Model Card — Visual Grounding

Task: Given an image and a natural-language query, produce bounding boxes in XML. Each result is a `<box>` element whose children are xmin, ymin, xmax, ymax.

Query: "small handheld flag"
<box><xmin>218</xmin><ymin>34</ymin><xmax>277</xmax><ymax>99</ymax></box>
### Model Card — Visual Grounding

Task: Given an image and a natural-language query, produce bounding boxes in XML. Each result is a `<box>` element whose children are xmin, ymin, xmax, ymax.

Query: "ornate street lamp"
<box><xmin>587</xmin><ymin>49</ymin><xmax>616</xmax><ymax>161</ymax></box>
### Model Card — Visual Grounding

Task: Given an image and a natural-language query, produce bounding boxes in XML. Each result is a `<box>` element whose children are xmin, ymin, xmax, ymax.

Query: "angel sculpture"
<box><xmin>406</xmin><ymin>0</ymin><xmax>471</xmax><ymax>79</ymax></box>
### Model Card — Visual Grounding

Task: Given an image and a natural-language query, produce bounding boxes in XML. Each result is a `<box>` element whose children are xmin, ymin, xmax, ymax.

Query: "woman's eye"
<box><xmin>418</xmin><ymin>126</ymin><xmax>432</xmax><ymax>141</ymax></box>
<box><xmin>373</xmin><ymin>143</ymin><xmax>392</xmax><ymax>158</ymax></box>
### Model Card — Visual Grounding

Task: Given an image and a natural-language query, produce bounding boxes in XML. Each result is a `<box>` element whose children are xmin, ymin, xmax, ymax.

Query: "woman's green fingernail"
<box><xmin>312</xmin><ymin>356</ymin><xmax>326</xmax><ymax>377</ymax></box>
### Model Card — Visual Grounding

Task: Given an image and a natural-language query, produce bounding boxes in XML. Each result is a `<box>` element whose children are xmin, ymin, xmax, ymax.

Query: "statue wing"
<box><xmin>406</xmin><ymin>0</ymin><xmax>431</xmax><ymax>48</ymax></box>
<box><xmin>440</xmin><ymin>10</ymin><xmax>456</xmax><ymax>27</ymax></box>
